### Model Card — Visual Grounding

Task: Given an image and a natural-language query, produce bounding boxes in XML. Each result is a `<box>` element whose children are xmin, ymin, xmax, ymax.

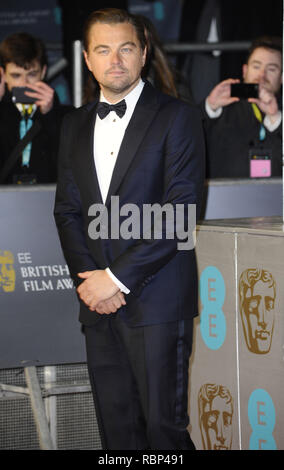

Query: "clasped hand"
<box><xmin>77</xmin><ymin>270</ymin><xmax>126</xmax><ymax>314</ymax></box>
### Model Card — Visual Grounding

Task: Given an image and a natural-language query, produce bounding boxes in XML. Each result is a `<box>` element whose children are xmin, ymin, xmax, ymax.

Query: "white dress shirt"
<box><xmin>93</xmin><ymin>79</ymin><xmax>145</xmax><ymax>294</ymax></box>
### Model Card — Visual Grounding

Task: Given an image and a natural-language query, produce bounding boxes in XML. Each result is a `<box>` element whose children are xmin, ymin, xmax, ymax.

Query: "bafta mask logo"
<box><xmin>239</xmin><ymin>269</ymin><xmax>275</xmax><ymax>354</ymax></box>
<box><xmin>0</xmin><ymin>250</ymin><xmax>16</xmax><ymax>292</ymax></box>
<box><xmin>198</xmin><ymin>384</ymin><xmax>233</xmax><ymax>450</ymax></box>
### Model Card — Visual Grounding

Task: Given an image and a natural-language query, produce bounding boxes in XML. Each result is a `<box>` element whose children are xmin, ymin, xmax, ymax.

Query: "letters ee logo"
<box><xmin>200</xmin><ymin>266</ymin><xmax>226</xmax><ymax>350</ymax></box>
<box><xmin>248</xmin><ymin>389</ymin><xmax>277</xmax><ymax>450</ymax></box>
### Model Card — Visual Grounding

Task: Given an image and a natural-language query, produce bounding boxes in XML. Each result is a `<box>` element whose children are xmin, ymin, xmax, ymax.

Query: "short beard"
<box><xmin>101</xmin><ymin>75</ymin><xmax>140</xmax><ymax>98</ymax></box>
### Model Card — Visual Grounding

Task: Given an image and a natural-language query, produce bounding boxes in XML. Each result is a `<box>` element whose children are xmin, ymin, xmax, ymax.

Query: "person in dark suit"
<box><xmin>0</xmin><ymin>32</ymin><xmax>72</xmax><ymax>184</ymax></box>
<box><xmin>201</xmin><ymin>36</ymin><xmax>282</xmax><ymax>179</ymax></box>
<box><xmin>54</xmin><ymin>8</ymin><xmax>205</xmax><ymax>450</ymax></box>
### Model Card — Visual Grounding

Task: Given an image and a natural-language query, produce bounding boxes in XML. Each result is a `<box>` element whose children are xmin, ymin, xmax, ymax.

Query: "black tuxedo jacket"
<box><xmin>54</xmin><ymin>81</ymin><xmax>205</xmax><ymax>327</ymax></box>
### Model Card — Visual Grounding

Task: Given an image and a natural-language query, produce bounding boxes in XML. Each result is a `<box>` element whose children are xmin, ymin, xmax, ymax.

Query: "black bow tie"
<box><xmin>97</xmin><ymin>100</ymin><xmax>127</xmax><ymax>119</ymax></box>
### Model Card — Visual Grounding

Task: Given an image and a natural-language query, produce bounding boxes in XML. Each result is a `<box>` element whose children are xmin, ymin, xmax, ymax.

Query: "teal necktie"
<box><xmin>19</xmin><ymin>104</ymin><xmax>34</xmax><ymax>167</ymax></box>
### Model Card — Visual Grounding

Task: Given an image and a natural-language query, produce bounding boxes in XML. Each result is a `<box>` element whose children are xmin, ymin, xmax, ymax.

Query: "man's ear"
<box><xmin>242</xmin><ymin>63</ymin><xmax>247</xmax><ymax>81</ymax></box>
<box><xmin>142</xmin><ymin>46</ymin><xmax>147</xmax><ymax>67</ymax></box>
<box><xmin>41</xmin><ymin>65</ymin><xmax>47</xmax><ymax>80</ymax></box>
<box><xmin>0</xmin><ymin>66</ymin><xmax>7</xmax><ymax>83</ymax></box>
<box><xmin>83</xmin><ymin>50</ymin><xmax>91</xmax><ymax>71</ymax></box>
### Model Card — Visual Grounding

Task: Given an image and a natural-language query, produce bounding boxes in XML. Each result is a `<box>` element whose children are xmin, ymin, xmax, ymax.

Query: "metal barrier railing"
<box><xmin>164</xmin><ymin>41</ymin><xmax>251</xmax><ymax>53</ymax></box>
<box><xmin>71</xmin><ymin>40</ymin><xmax>252</xmax><ymax>108</ymax></box>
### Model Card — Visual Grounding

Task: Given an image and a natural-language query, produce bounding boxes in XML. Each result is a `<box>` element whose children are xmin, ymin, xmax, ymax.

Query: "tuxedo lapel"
<box><xmin>73</xmin><ymin>101</ymin><xmax>104</xmax><ymax>204</ymax></box>
<box><xmin>105</xmin><ymin>82</ymin><xmax>160</xmax><ymax>207</ymax></box>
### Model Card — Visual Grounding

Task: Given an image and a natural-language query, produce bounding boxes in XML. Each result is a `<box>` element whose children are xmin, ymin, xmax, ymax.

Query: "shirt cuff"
<box><xmin>205</xmin><ymin>98</ymin><xmax>223</xmax><ymax>118</ymax></box>
<box><xmin>263</xmin><ymin>110</ymin><xmax>282</xmax><ymax>132</ymax></box>
<box><xmin>105</xmin><ymin>268</ymin><xmax>130</xmax><ymax>294</ymax></box>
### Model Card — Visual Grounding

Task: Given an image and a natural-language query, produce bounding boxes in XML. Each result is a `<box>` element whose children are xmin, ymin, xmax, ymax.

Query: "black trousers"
<box><xmin>84</xmin><ymin>314</ymin><xmax>195</xmax><ymax>450</ymax></box>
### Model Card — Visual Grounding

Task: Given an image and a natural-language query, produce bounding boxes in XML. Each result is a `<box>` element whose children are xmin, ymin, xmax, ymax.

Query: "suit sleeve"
<box><xmin>109</xmin><ymin>103</ymin><xmax>205</xmax><ymax>295</ymax></box>
<box><xmin>53</xmin><ymin>114</ymin><xmax>97</xmax><ymax>286</ymax></box>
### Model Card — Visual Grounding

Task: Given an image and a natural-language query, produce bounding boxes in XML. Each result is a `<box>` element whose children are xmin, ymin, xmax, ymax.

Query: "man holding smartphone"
<box><xmin>0</xmin><ymin>32</ymin><xmax>72</xmax><ymax>184</ymax></box>
<box><xmin>202</xmin><ymin>36</ymin><xmax>282</xmax><ymax>179</ymax></box>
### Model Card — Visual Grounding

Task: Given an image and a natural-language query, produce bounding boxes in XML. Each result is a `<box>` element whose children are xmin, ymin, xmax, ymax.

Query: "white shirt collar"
<box><xmin>15</xmin><ymin>103</ymin><xmax>37</xmax><ymax>117</ymax></box>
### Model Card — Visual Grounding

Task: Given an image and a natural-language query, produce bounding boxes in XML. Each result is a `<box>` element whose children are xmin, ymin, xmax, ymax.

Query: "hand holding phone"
<box><xmin>20</xmin><ymin>82</ymin><xmax>55</xmax><ymax>114</ymax></box>
<box><xmin>207</xmin><ymin>78</ymin><xmax>241</xmax><ymax>111</ymax></box>
<box><xmin>250</xmin><ymin>85</ymin><xmax>279</xmax><ymax>120</ymax></box>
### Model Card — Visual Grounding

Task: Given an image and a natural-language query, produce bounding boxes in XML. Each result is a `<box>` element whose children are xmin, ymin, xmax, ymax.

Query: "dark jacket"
<box><xmin>201</xmin><ymin>99</ymin><xmax>282</xmax><ymax>178</ymax></box>
<box><xmin>0</xmin><ymin>87</ymin><xmax>73</xmax><ymax>184</ymax></box>
<box><xmin>54</xmin><ymin>81</ymin><xmax>205</xmax><ymax>326</ymax></box>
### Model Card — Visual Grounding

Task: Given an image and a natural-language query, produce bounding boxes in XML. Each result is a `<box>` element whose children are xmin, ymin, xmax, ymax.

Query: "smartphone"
<box><xmin>12</xmin><ymin>86</ymin><xmax>35</xmax><ymax>104</ymax></box>
<box><xmin>231</xmin><ymin>83</ymin><xmax>259</xmax><ymax>99</ymax></box>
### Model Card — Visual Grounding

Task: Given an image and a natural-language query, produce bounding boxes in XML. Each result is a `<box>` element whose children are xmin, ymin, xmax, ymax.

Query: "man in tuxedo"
<box><xmin>54</xmin><ymin>8</ymin><xmax>205</xmax><ymax>450</ymax></box>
